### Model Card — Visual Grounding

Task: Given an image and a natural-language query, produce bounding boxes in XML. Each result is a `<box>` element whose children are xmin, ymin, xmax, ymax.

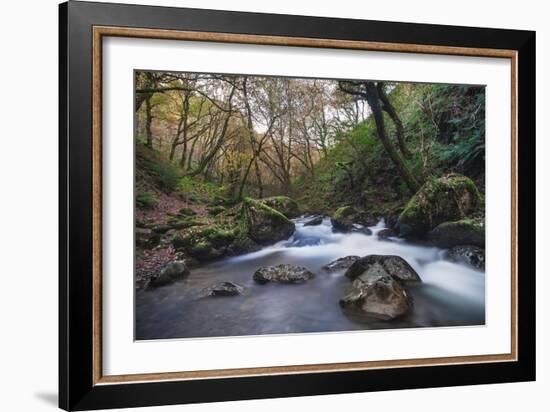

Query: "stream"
<box><xmin>136</xmin><ymin>216</ymin><xmax>485</xmax><ymax>340</ymax></box>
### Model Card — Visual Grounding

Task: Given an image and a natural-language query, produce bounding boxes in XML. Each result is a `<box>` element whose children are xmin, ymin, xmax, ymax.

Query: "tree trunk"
<box><xmin>169</xmin><ymin>140</ymin><xmax>177</xmax><ymax>161</ymax></box>
<box><xmin>377</xmin><ymin>83</ymin><xmax>412</xmax><ymax>159</ymax></box>
<box><xmin>144</xmin><ymin>95</ymin><xmax>153</xmax><ymax>149</ymax></box>
<box><xmin>364</xmin><ymin>82</ymin><xmax>420</xmax><ymax>193</ymax></box>
<box><xmin>254</xmin><ymin>158</ymin><xmax>263</xmax><ymax>198</ymax></box>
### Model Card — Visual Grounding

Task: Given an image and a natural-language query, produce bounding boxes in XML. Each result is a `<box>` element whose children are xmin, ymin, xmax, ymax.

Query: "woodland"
<box><xmin>134</xmin><ymin>71</ymin><xmax>486</xmax><ymax>338</ymax></box>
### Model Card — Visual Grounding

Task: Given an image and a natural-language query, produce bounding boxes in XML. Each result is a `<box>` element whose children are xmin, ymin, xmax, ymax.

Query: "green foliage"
<box><xmin>149</xmin><ymin>162</ymin><xmax>179</xmax><ymax>192</ymax></box>
<box><xmin>178</xmin><ymin>176</ymin><xmax>225</xmax><ymax>204</ymax></box>
<box><xmin>406</xmin><ymin>84</ymin><xmax>486</xmax><ymax>175</ymax></box>
<box><xmin>136</xmin><ymin>143</ymin><xmax>180</xmax><ymax>192</ymax></box>
<box><xmin>333</xmin><ymin>206</ymin><xmax>355</xmax><ymax>219</ymax></box>
<box><xmin>136</xmin><ymin>191</ymin><xmax>158</xmax><ymax>209</ymax></box>
<box><xmin>297</xmin><ymin>83</ymin><xmax>486</xmax><ymax>214</ymax></box>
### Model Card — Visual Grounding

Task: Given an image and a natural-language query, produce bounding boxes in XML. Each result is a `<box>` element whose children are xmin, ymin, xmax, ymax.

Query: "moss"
<box><xmin>136</xmin><ymin>144</ymin><xmax>180</xmax><ymax>193</ymax></box>
<box><xmin>333</xmin><ymin>205</ymin><xmax>356</xmax><ymax>219</ymax></box>
<box><xmin>436</xmin><ymin>218</ymin><xmax>484</xmax><ymax>235</ymax></box>
<box><xmin>243</xmin><ymin>197</ymin><xmax>289</xmax><ymax>221</ymax></box>
<box><xmin>242</xmin><ymin>197</ymin><xmax>295</xmax><ymax>244</ymax></box>
<box><xmin>397</xmin><ymin>174</ymin><xmax>481</xmax><ymax>238</ymax></box>
<box><xmin>428</xmin><ymin>218</ymin><xmax>485</xmax><ymax>248</ymax></box>
<box><xmin>190</xmin><ymin>240</ymin><xmax>211</xmax><ymax>255</ymax></box>
<box><xmin>258</xmin><ymin>196</ymin><xmax>300</xmax><ymax>218</ymax></box>
<box><xmin>136</xmin><ymin>191</ymin><xmax>158</xmax><ymax>209</ymax></box>
<box><xmin>207</xmin><ymin>205</ymin><xmax>226</xmax><ymax>216</ymax></box>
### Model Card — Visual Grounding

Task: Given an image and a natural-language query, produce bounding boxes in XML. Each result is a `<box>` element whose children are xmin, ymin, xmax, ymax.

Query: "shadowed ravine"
<box><xmin>135</xmin><ymin>216</ymin><xmax>485</xmax><ymax>340</ymax></box>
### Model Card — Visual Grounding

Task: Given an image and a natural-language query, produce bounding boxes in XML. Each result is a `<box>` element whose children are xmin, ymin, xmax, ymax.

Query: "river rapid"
<box><xmin>136</xmin><ymin>216</ymin><xmax>485</xmax><ymax>340</ymax></box>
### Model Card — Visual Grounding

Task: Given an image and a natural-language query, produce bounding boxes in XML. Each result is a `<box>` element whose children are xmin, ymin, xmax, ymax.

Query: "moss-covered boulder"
<box><xmin>428</xmin><ymin>218</ymin><xmax>485</xmax><ymax>248</ymax></box>
<box><xmin>136</xmin><ymin>228</ymin><xmax>160</xmax><ymax>248</ymax></box>
<box><xmin>331</xmin><ymin>206</ymin><xmax>357</xmax><ymax>232</ymax></box>
<box><xmin>330</xmin><ymin>206</ymin><xmax>373</xmax><ymax>234</ymax></box>
<box><xmin>258</xmin><ymin>196</ymin><xmax>300</xmax><ymax>218</ymax></box>
<box><xmin>149</xmin><ymin>261</ymin><xmax>190</xmax><ymax>287</ymax></box>
<box><xmin>242</xmin><ymin>198</ymin><xmax>295</xmax><ymax>244</ymax></box>
<box><xmin>166</xmin><ymin>215</ymin><xmax>203</xmax><ymax>230</ymax></box>
<box><xmin>397</xmin><ymin>174</ymin><xmax>481</xmax><ymax>238</ymax></box>
<box><xmin>172</xmin><ymin>223</ymin><xmax>237</xmax><ymax>260</ymax></box>
<box><xmin>170</xmin><ymin>212</ymin><xmax>262</xmax><ymax>261</ymax></box>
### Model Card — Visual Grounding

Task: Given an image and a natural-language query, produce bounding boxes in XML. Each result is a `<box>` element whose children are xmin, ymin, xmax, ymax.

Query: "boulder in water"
<box><xmin>331</xmin><ymin>206</ymin><xmax>375</xmax><ymax>233</ymax></box>
<box><xmin>258</xmin><ymin>196</ymin><xmax>300</xmax><ymax>218</ymax></box>
<box><xmin>444</xmin><ymin>245</ymin><xmax>485</xmax><ymax>270</ymax></box>
<box><xmin>428</xmin><ymin>218</ymin><xmax>485</xmax><ymax>248</ymax></box>
<box><xmin>201</xmin><ymin>281</ymin><xmax>245</xmax><ymax>296</ymax></box>
<box><xmin>339</xmin><ymin>271</ymin><xmax>411</xmax><ymax>320</ymax></box>
<box><xmin>397</xmin><ymin>173</ymin><xmax>481</xmax><ymax>238</ymax></box>
<box><xmin>350</xmin><ymin>225</ymin><xmax>373</xmax><ymax>235</ymax></box>
<box><xmin>149</xmin><ymin>261</ymin><xmax>190</xmax><ymax>287</ymax></box>
<box><xmin>377</xmin><ymin>228</ymin><xmax>396</xmax><ymax>240</ymax></box>
<box><xmin>253</xmin><ymin>264</ymin><xmax>315</xmax><ymax>284</ymax></box>
<box><xmin>304</xmin><ymin>216</ymin><xmax>323</xmax><ymax>226</ymax></box>
<box><xmin>243</xmin><ymin>198</ymin><xmax>295</xmax><ymax>244</ymax></box>
<box><xmin>330</xmin><ymin>206</ymin><xmax>357</xmax><ymax>232</ymax></box>
<box><xmin>345</xmin><ymin>255</ymin><xmax>421</xmax><ymax>283</ymax></box>
<box><xmin>323</xmin><ymin>256</ymin><xmax>360</xmax><ymax>272</ymax></box>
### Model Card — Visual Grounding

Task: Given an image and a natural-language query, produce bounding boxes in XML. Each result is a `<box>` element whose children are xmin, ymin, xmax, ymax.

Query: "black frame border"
<box><xmin>59</xmin><ymin>1</ymin><xmax>535</xmax><ymax>410</ymax></box>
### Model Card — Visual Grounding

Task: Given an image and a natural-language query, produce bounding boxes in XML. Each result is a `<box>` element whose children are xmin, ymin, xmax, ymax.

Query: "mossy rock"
<box><xmin>242</xmin><ymin>198</ymin><xmax>295</xmax><ymax>244</ymax></box>
<box><xmin>258</xmin><ymin>196</ymin><xmax>300</xmax><ymax>218</ymax></box>
<box><xmin>333</xmin><ymin>206</ymin><xmax>356</xmax><ymax>219</ymax></box>
<box><xmin>135</xmin><ymin>228</ymin><xmax>160</xmax><ymax>248</ymax></box>
<box><xmin>149</xmin><ymin>261</ymin><xmax>190</xmax><ymax>287</ymax></box>
<box><xmin>171</xmin><ymin>223</ymin><xmax>237</xmax><ymax>260</ymax></box>
<box><xmin>171</xmin><ymin>215</ymin><xmax>259</xmax><ymax>260</ymax></box>
<box><xmin>397</xmin><ymin>174</ymin><xmax>481</xmax><ymax>238</ymax></box>
<box><xmin>428</xmin><ymin>218</ymin><xmax>485</xmax><ymax>248</ymax></box>
<box><xmin>331</xmin><ymin>206</ymin><xmax>365</xmax><ymax>233</ymax></box>
<box><xmin>166</xmin><ymin>215</ymin><xmax>203</xmax><ymax>230</ymax></box>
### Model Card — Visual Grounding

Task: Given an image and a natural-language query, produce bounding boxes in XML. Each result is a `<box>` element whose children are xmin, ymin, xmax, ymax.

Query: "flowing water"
<box><xmin>136</xmin><ymin>216</ymin><xmax>485</xmax><ymax>340</ymax></box>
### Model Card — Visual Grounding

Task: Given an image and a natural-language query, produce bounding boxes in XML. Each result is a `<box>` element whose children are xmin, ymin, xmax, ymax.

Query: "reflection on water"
<box><xmin>136</xmin><ymin>216</ymin><xmax>485</xmax><ymax>340</ymax></box>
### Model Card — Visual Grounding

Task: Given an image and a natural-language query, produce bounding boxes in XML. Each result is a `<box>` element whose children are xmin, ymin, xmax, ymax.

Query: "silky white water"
<box><xmin>136</xmin><ymin>216</ymin><xmax>485</xmax><ymax>340</ymax></box>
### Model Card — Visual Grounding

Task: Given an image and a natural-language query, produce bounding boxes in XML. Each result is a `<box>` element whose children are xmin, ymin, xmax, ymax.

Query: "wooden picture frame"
<box><xmin>59</xmin><ymin>1</ymin><xmax>535</xmax><ymax>410</ymax></box>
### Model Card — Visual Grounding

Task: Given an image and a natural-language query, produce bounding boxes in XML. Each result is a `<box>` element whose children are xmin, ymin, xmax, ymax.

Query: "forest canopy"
<box><xmin>135</xmin><ymin>71</ymin><xmax>485</xmax><ymax>215</ymax></box>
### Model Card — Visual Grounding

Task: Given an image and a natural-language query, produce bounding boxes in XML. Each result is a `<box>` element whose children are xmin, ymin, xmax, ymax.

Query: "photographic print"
<box><xmin>60</xmin><ymin>4</ymin><xmax>534</xmax><ymax>408</ymax></box>
<box><xmin>134</xmin><ymin>72</ymin><xmax>486</xmax><ymax>340</ymax></box>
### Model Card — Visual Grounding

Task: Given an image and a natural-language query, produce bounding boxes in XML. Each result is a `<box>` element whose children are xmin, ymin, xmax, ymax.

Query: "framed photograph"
<box><xmin>59</xmin><ymin>1</ymin><xmax>535</xmax><ymax>410</ymax></box>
